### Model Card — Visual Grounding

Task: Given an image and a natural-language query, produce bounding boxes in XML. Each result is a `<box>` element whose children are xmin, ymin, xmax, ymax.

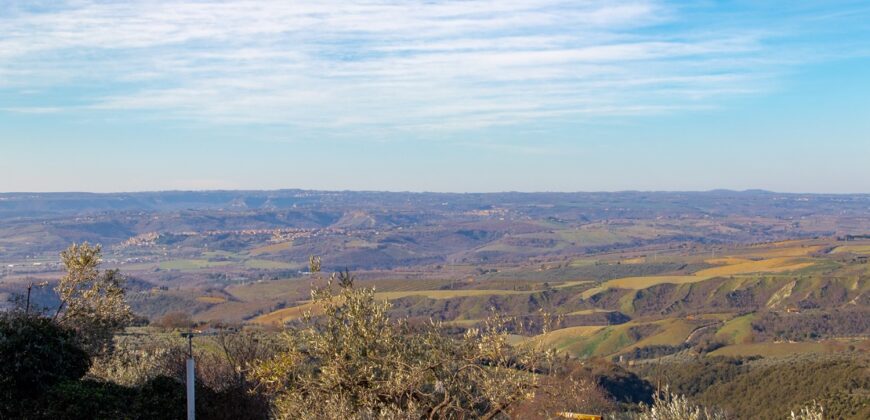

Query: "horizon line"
<box><xmin>1</xmin><ymin>188</ymin><xmax>869</xmax><ymax>196</ymax></box>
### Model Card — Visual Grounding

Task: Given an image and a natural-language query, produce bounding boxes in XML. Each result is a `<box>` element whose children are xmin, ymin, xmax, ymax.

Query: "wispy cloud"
<box><xmin>0</xmin><ymin>0</ymin><xmax>864</xmax><ymax>133</ymax></box>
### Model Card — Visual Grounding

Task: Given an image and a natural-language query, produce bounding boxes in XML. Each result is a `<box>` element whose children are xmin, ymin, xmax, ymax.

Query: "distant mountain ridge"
<box><xmin>2</xmin><ymin>189</ymin><xmax>869</xmax><ymax>219</ymax></box>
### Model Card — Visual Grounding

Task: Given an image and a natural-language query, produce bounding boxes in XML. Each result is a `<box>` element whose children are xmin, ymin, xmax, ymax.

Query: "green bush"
<box><xmin>40</xmin><ymin>379</ymin><xmax>133</xmax><ymax>419</ymax></box>
<box><xmin>0</xmin><ymin>312</ymin><xmax>90</xmax><ymax>417</ymax></box>
<box><xmin>38</xmin><ymin>376</ymin><xmax>188</xmax><ymax>420</ymax></box>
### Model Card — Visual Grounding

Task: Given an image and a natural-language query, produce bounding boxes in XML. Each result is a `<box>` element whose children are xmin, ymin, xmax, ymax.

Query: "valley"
<box><xmin>1</xmin><ymin>190</ymin><xmax>867</xmax><ymax>361</ymax></box>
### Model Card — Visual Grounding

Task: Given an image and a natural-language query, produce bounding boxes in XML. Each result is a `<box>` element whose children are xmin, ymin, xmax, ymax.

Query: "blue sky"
<box><xmin>1</xmin><ymin>0</ymin><xmax>868</xmax><ymax>193</ymax></box>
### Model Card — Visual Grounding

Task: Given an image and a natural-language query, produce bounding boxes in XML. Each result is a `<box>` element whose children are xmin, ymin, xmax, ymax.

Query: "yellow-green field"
<box><xmin>582</xmin><ymin>256</ymin><xmax>817</xmax><ymax>298</ymax></box>
<box><xmin>251</xmin><ymin>302</ymin><xmax>321</xmax><ymax>326</ymax></box>
<box><xmin>533</xmin><ymin>326</ymin><xmax>606</xmax><ymax>353</ymax></box>
<box><xmin>554</xmin><ymin>279</ymin><xmax>593</xmax><ymax>289</ymax></box>
<box><xmin>626</xmin><ymin>319</ymin><xmax>700</xmax><ymax>351</ymax></box>
<box><xmin>528</xmin><ymin>318</ymin><xmax>702</xmax><ymax>358</ymax></box>
<box><xmin>243</xmin><ymin>259</ymin><xmax>301</xmax><ymax>270</ymax></box>
<box><xmin>249</xmin><ymin>241</ymin><xmax>294</xmax><ymax>256</ymax></box>
<box><xmin>374</xmin><ymin>289</ymin><xmax>527</xmax><ymax>300</ymax></box>
<box><xmin>695</xmin><ymin>257</ymin><xmax>815</xmax><ymax>277</ymax></box>
<box><xmin>732</xmin><ymin>241</ymin><xmax>824</xmax><ymax>258</ymax></box>
<box><xmin>716</xmin><ymin>313</ymin><xmax>755</xmax><ymax>344</ymax></box>
<box><xmin>251</xmin><ymin>288</ymin><xmax>529</xmax><ymax>326</ymax></box>
<box><xmin>195</xmin><ymin>296</ymin><xmax>228</xmax><ymax>304</ymax></box>
<box><xmin>566</xmin><ymin>309</ymin><xmax>614</xmax><ymax>316</ymax></box>
<box><xmin>832</xmin><ymin>245</ymin><xmax>870</xmax><ymax>254</ymax></box>
<box><xmin>195</xmin><ymin>300</ymin><xmax>279</xmax><ymax>323</ymax></box>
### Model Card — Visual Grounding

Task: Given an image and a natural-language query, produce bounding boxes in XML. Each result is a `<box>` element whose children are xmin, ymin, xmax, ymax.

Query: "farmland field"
<box><xmin>832</xmin><ymin>245</ymin><xmax>870</xmax><ymax>254</ymax></box>
<box><xmin>195</xmin><ymin>296</ymin><xmax>227</xmax><ymax>304</ymax></box>
<box><xmin>716</xmin><ymin>313</ymin><xmax>755</xmax><ymax>344</ymax></box>
<box><xmin>581</xmin><ymin>255</ymin><xmax>818</xmax><ymax>298</ymax></box>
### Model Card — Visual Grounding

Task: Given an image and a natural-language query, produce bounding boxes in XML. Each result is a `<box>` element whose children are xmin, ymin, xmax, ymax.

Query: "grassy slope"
<box><xmin>582</xmin><ymin>254</ymin><xmax>817</xmax><ymax>298</ymax></box>
<box><xmin>716</xmin><ymin>313</ymin><xmax>755</xmax><ymax>344</ymax></box>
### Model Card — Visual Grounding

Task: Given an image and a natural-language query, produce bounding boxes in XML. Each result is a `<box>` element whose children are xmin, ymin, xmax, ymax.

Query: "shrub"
<box><xmin>154</xmin><ymin>311</ymin><xmax>194</xmax><ymax>330</ymax></box>
<box><xmin>55</xmin><ymin>243</ymin><xmax>133</xmax><ymax>356</ymax></box>
<box><xmin>253</xmin><ymin>270</ymin><xmax>550</xmax><ymax>419</ymax></box>
<box><xmin>39</xmin><ymin>379</ymin><xmax>133</xmax><ymax>419</ymax></box>
<box><xmin>0</xmin><ymin>312</ymin><xmax>90</xmax><ymax>417</ymax></box>
<box><xmin>634</xmin><ymin>387</ymin><xmax>726</xmax><ymax>420</ymax></box>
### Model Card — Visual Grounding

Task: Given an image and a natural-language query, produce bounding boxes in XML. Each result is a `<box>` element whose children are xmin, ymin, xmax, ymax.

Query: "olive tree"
<box><xmin>253</xmin><ymin>268</ymin><xmax>551</xmax><ymax>419</ymax></box>
<box><xmin>55</xmin><ymin>242</ymin><xmax>132</xmax><ymax>356</ymax></box>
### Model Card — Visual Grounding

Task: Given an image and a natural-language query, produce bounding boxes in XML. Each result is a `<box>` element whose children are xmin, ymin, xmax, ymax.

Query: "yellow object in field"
<box><xmin>557</xmin><ymin>412</ymin><xmax>602</xmax><ymax>420</ymax></box>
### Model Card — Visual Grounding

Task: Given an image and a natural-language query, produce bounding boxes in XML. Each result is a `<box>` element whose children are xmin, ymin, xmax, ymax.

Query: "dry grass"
<box><xmin>251</xmin><ymin>301</ymin><xmax>322</xmax><ymax>326</ymax></box>
<box><xmin>195</xmin><ymin>296</ymin><xmax>227</xmax><ymax>304</ymax></box>
<box><xmin>705</xmin><ymin>257</ymin><xmax>752</xmax><ymax>265</ymax></box>
<box><xmin>374</xmin><ymin>289</ymin><xmax>526</xmax><ymax>300</ymax></box>
<box><xmin>554</xmin><ymin>279</ymin><xmax>593</xmax><ymax>289</ymax></box>
<box><xmin>739</xmin><ymin>244</ymin><xmax>824</xmax><ymax>258</ymax></box>
<box><xmin>583</xmin><ymin>256</ymin><xmax>817</xmax><ymax>299</ymax></box>
<box><xmin>249</xmin><ymin>241</ymin><xmax>294</xmax><ymax>256</ymax></box>
<box><xmin>694</xmin><ymin>257</ymin><xmax>815</xmax><ymax>277</ymax></box>
<box><xmin>604</xmin><ymin>275</ymin><xmax>706</xmax><ymax>289</ymax></box>
<box><xmin>251</xmin><ymin>288</ymin><xmax>528</xmax><ymax>326</ymax></box>
<box><xmin>832</xmin><ymin>245</ymin><xmax>870</xmax><ymax>254</ymax></box>
<box><xmin>194</xmin><ymin>300</ymin><xmax>276</xmax><ymax>323</ymax></box>
<box><xmin>565</xmin><ymin>309</ymin><xmax>613</xmax><ymax>316</ymax></box>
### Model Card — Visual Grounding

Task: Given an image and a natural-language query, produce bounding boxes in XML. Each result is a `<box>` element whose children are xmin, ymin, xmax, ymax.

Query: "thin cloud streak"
<box><xmin>0</xmin><ymin>0</ymin><xmax>861</xmax><ymax>133</ymax></box>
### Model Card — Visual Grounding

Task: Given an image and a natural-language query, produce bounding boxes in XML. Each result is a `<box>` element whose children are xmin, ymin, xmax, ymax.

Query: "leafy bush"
<box><xmin>55</xmin><ymin>243</ymin><xmax>133</xmax><ymax>356</ymax></box>
<box><xmin>39</xmin><ymin>379</ymin><xmax>134</xmax><ymax>419</ymax></box>
<box><xmin>0</xmin><ymin>312</ymin><xmax>90</xmax><ymax>417</ymax></box>
<box><xmin>253</xmin><ymin>270</ymin><xmax>550</xmax><ymax>419</ymax></box>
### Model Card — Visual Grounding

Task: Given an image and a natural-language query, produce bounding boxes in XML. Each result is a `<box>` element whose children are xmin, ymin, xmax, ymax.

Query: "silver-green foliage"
<box><xmin>55</xmin><ymin>243</ymin><xmax>132</xmax><ymax>356</ymax></box>
<box><xmin>253</xmin><ymin>269</ymin><xmax>548</xmax><ymax>419</ymax></box>
<box><xmin>789</xmin><ymin>400</ymin><xmax>824</xmax><ymax>420</ymax></box>
<box><xmin>633</xmin><ymin>387</ymin><xmax>727</xmax><ymax>420</ymax></box>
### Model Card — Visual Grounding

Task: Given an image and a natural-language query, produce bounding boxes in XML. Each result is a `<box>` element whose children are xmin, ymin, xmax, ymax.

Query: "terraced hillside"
<box><xmin>153</xmin><ymin>238</ymin><xmax>864</xmax><ymax>363</ymax></box>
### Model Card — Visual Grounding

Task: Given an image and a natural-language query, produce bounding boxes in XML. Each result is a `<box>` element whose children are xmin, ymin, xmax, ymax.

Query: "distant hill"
<box><xmin>1</xmin><ymin>189</ymin><xmax>870</xmax><ymax>266</ymax></box>
<box><xmin>2</xmin><ymin>189</ymin><xmax>869</xmax><ymax>219</ymax></box>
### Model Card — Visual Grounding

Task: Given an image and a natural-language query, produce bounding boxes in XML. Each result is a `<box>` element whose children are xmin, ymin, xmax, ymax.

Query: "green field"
<box><xmin>244</xmin><ymin>259</ymin><xmax>301</xmax><ymax>270</ymax></box>
<box><xmin>716</xmin><ymin>313</ymin><xmax>755</xmax><ymax>344</ymax></box>
<box><xmin>529</xmin><ymin>318</ymin><xmax>701</xmax><ymax>358</ymax></box>
<box><xmin>158</xmin><ymin>259</ymin><xmax>234</xmax><ymax>270</ymax></box>
<box><xmin>375</xmin><ymin>289</ymin><xmax>527</xmax><ymax>300</ymax></box>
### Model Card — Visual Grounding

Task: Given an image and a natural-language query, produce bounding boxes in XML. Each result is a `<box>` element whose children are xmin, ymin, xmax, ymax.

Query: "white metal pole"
<box><xmin>186</xmin><ymin>357</ymin><xmax>195</xmax><ymax>420</ymax></box>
